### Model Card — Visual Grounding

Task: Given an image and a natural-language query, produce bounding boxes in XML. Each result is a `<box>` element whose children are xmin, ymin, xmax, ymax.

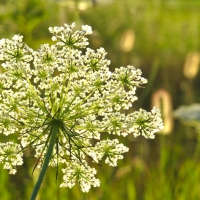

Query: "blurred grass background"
<box><xmin>0</xmin><ymin>0</ymin><xmax>200</xmax><ymax>199</ymax></box>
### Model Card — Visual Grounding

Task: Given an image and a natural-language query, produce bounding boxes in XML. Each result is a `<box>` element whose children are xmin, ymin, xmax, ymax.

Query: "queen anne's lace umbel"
<box><xmin>0</xmin><ymin>23</ymin><xmax>163</xmax><ymax>192</ymax></box>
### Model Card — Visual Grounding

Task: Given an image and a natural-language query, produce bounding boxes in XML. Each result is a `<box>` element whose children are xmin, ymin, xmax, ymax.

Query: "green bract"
<box><xmin>0</xmin><ymin>23</ymin><xmax>163</xmax><ymax>192</ymax></box>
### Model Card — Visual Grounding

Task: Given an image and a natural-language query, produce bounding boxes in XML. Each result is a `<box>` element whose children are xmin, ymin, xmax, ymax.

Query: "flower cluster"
<box><xmin>0</xmin><ymin>23</ymin><xmax>163</xmax><ymax>192</ymax></box>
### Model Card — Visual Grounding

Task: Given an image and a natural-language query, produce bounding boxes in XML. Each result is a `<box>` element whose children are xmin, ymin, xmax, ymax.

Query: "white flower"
<box><xmin>0</xmin><ymin>142</ymin><xmax>23</xmax><ymax>174</ymax></box>
<box><xmin>12</xmin><ymin>34</ymin><xmax>23</xmax><ymax>42</ymax></box>
<box><xmin>126</xmin><ymin>107</ymin><xmax>164</xmax><ymax>139</ymax></box>
<box><xmin>60</xmin><ymin>161</ymin><xmax>100</xmax><ymax>192</ymax></box>
<box><xmin>0</xmin><ymin>23</ymin><xmax>163</xmax><ymax>192</ymax></box>
<box><xmin>82</xmin><ymin>25</ymin><xmax>93</xmax><ymax>34</ymax></box>
<box><xmin>88</xmin><ymin>139</ymin><xmax>129</xmax><ymax>166</ymax></box>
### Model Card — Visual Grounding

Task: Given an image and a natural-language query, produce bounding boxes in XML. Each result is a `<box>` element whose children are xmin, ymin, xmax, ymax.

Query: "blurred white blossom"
<box><xmin>0</xmin><ymin>23</ymin><xmax>163</xmax><ymax>192</ymax></box>
<box><xmin>174</xmin><ymin>104</ymin><xmax>200</xmax><ymax>131</ymax></box>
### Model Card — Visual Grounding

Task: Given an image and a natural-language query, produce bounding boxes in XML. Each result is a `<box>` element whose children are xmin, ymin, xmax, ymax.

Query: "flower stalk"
<box><xmin>30</xmin><ymin>120</ymin><xmax>61</xmax><ymax>200</ymax></box>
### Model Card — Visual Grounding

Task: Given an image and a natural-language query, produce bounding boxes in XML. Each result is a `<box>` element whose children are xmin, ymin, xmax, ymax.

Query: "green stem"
<box><xmin>138</xmin><ymin>59</ymin><xmax>160</xmax><ymax>108</ymax></box>
<box><xmin>30</xmin><ymin>121</ymin><xmax>60</xmax><ymax>200</ymax></box>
